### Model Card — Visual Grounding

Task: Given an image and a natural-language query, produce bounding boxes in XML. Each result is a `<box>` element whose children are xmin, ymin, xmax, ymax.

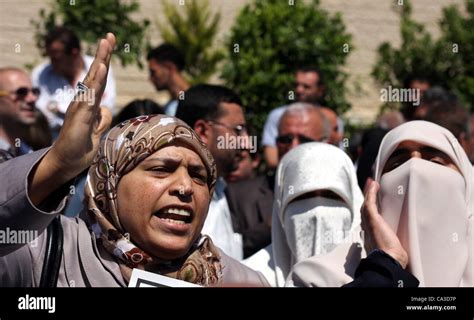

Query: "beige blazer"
<box><xmin>0</xmin><ymin>150</ymin><xmax>269</xmax><ymax>287</ymax></box>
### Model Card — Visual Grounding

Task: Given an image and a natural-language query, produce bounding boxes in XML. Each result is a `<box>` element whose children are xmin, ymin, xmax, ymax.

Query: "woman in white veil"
<box><xmin>289</xmin><ymin>121</ymin><xmax>473</xmax><ymax>287</ymax></box>
<box><xmin>244</xmin><ymin>142</ymin><xmax>364</xmax><ymax>286</ymax></box>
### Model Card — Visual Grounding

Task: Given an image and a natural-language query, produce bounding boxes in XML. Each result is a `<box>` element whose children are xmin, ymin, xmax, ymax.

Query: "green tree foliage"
<box><xmin>439</xmin><ymin>0</ymin><xmax>474</xmax><ymax>108</ymax></box>
<box><xmin>157</xmin><ymin>0</ymin><xmax>225</xmax><ymax>84</ymax></box>
<box><xmin>31</xmin><ymin>0</ymin><xmax>150</xmax><ymax>68</ymax></box>
<box><xmin>372</xmin><ymin>0</ymin><xmax>474</xmax><ymax>108</ymax></box>
<box><xmin>221</xmin><ymin>0</ymin><xmax>352</xmax><ymax>130</ymax></box>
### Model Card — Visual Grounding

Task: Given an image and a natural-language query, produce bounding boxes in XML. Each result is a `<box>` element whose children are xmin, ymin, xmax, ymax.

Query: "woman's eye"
<box><xmin>150</xmin><ymin>167</ymin><xmax>172</xmax><ymax>174</ymax></box>
<box><xmin>390</xmin><ymin>161</ymin><xmax>399</xmax><ymax>169</ymax></box>
<box><xmin>389</xmin><ymin>160</ymin><xmax>402</xmax><ymax>170</ymax></box>
<box><xmin>430</xmin><ymin>157</ymin><xmax>447</xmax><ymax>166</ymax></box>
<box><xmin>191</xmin><ymin>172</ymin><xmax>207</xmax><ymax>184</ymax></box>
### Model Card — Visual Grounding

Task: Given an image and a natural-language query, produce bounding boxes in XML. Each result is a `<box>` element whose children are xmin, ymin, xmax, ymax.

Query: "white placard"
<box><xmin>128</xmin><ymin>268</ymin><xmax>201</xmax><ymax>287</ymax></box>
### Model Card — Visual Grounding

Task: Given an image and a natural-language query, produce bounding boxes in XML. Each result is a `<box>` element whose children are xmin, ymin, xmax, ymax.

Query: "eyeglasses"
<box><xmin>276</xmin><ymin>133</ymin><xmax>316</xmax><ymax>145</ymax></box>
<box><xmin>0</xmin><ymin>87</ymin><xmax>40</xmax><ymax>99</ymax></box>
<box><xmin>208</xmin><ymin>121</ymin><xmax>247</xmax><ymax>136</ymax></box>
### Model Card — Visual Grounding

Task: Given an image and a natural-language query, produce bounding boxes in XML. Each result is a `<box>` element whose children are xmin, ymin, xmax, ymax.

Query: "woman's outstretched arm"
<box><xmin>29</xmin><ymin>33</ymin><xmax>116</xmax><ymax>206</ymax></box>
<box><xmin>0</xmin><ymin>33</ymin><xmax>115</xmax><ymax>257</ymax></box>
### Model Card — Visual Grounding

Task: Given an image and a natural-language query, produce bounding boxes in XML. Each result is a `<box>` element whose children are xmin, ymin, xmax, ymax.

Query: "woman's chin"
<box><xmin>137</xmin><ymin>223</ymin><xmax>197</xmax><ymax>260</ymax></box>
<box><xmin>148</xmin><ymin>239</ymin><xmax>192</xmax><ymax>261</ymax></box>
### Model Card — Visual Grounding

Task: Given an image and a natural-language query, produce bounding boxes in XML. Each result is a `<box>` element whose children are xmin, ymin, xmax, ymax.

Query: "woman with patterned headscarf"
<box><xmin>0</xmin><ymin>113</ymin><xmax>268</xmax><ymax>287</ymax></box>
<box><xmin>0</xmin><ymin>34</ymin><xmax>267</xmax><ymax>287</ymax></box>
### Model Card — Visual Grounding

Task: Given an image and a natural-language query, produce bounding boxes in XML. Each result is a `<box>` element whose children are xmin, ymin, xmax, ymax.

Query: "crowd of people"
<box><xmin>0</xmin><ymin>28</ymin><xmax>472</xmax><ymax>287</ymax></box>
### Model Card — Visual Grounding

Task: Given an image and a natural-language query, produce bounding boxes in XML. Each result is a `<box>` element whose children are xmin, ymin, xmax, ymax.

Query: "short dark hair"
<box><xmin>425</xmin><ymin>101</ymin><xmax>469</xmax><ymax>140</ymax></box>
<box><xmin>44</xmin><ymin>26</ymin><xmax>81</xmax><ymax>55</ymax></box>
<box><xmin>403</xmin><ymin>73</ymin><xmax>431</xmax><ymax>89</ymax></box>
<box><xmin>147</xmin><ymin>44</ymin><xmax>185</xmax><ymax>71</ymax></box>
<box><xmin>296</xmin><ymin>66</ymin><xmax>324</xmax><ymax>87</ymax></box>
<box><xmin>421</xmin><ymin>86</ymin><xmax>459</xmax><ymax>107</ymax></box>
<box><xmin>175</xmin><ymin>84</ymin><xmax>242</xmax><ymax>128</ymax></box>
<box><xmin>113</xmin><ymin>99</ymin><xmax>163</xmax><ymax>126</ymax></box>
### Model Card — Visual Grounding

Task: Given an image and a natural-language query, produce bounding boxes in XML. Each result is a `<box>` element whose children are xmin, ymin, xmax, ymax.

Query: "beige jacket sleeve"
<box><xmin>0</xmin><ymin>149</ymin><xmax>69</xmax><ymax>256</ymax></box>
<box><xmin>0</xmin><ymin>150</ymin><xmax>68</xmax><ymax>286</ymax></box>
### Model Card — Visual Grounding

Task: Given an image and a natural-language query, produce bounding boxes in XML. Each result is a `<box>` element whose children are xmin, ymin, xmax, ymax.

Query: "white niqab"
<box><xmin>244</xmin><ymin>143</ymin><xmax>363</xmax><ymax>286</ymax></box>
<box><xmin>284</xmin><ymin>197</ymin><xmax>352</xmax><ymax>263</ymax></box>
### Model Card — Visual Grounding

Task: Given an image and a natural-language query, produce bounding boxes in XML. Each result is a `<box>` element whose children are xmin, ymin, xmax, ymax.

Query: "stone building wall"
<box><xmin>0</xmin><ymin>0</ymin><xmax>465</xmax><ymax>124</ymax></box>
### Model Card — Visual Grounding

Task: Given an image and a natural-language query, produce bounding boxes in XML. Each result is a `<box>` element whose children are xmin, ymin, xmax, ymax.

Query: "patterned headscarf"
<box><xmin>85</xmin><ymin>115</ymin><xmax>221</xmax><ymax>285</ymax></box>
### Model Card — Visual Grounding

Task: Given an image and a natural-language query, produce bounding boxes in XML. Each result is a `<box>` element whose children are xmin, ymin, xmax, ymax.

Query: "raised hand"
<box><xmin>361</xmin><ymin>178</ymin><xmax>408</xmax><ymax>268</ymax></box>
<box><xmin>29</xmin><ymin>33</ymin><xmax>116</xmax><ymax>205</ymax></box>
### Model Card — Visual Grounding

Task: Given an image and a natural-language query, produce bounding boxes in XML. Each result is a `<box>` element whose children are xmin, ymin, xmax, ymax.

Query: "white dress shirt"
<box><xmin>31</xmin><ymin>55</ymin><xmax>116</xmax><ymax>134</ymax></box>
<box><xmin>201</xmin><ymin>178</ymin><xmax>243</xmax><ymax>260</ymax></box>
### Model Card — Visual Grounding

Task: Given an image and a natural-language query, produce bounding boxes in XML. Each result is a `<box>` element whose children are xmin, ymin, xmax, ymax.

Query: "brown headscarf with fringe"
<box><xmin>85</xmin><ymin>114</ymin><xmax>222</xmax><ymax>286</ymax></box>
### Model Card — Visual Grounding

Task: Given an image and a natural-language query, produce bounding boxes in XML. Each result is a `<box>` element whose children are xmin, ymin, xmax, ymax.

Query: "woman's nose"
<box><xmin>170</xmin><ymin>170</ymin><xmax>193</xmax><ymax>197</ymax></box>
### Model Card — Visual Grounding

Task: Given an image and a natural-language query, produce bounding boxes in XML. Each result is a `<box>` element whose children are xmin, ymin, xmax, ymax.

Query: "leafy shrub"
<box><xmin>221</xmin><ymin>0</ymin><xmax>352</xmax><ymax>130</ymax></box>
<box><xmin>32</xmin><ymin>0</ymin><xmax>150</xmax><ymax>68</ymax></box>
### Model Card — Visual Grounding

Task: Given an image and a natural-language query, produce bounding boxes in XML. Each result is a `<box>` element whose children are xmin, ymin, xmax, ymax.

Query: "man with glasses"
<box><xmin>262</xmin><ymin>66</ymin><xmax>326</xmax><ymax>169</ymax></box>
<box><xmin>0</xmin><ymin>68</ymin><xmax>39</xmax><ymax>162</ymax></box>
<box><xmin>227</xmin><ymin>103</ymin><xmax>330</xmax><ymax>258</ymax></box>
<box><xmin>276</xmin><ymin>103</ymin><xmax>329</xmax><ymax>160</ymax></box>
<box><xmin>176</xmin><ymin>84</ymin><xmax>247</xmax><ymax>260</ymax></box>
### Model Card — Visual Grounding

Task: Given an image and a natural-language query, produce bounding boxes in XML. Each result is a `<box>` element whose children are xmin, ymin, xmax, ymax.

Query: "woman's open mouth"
<box><xmin>154</xmin><ymin>207</ymin><xmax>193</xmax><ymax>225</ymax></box>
